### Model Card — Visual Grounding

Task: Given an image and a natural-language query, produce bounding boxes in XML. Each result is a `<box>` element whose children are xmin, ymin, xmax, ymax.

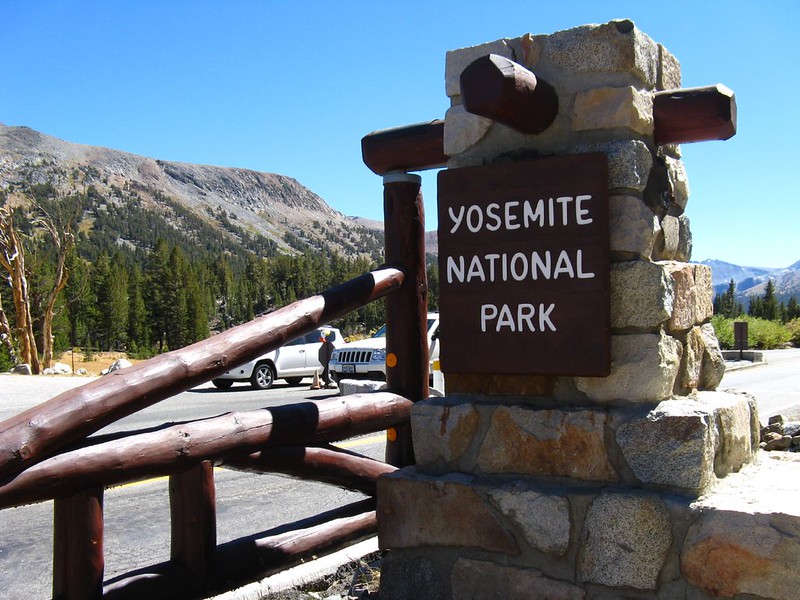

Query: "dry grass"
<box><xmin>56</xmin><ymin>350</ymin><xmax>144</xmax><ymax>376</ymax></box>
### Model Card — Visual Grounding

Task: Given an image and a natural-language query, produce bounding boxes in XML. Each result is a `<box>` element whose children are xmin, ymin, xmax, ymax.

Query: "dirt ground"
<box><xmin>55</xmin><ymin>350</ymin><xmax>144</xmax><ymax>376</ymax></box>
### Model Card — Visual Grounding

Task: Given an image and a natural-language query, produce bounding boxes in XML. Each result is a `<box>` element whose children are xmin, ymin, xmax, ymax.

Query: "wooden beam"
<box><xmin>0</xmin><ymin>393</ymin><xmax>412</xmax><ymax>508</ymax></box>
<box><xmin>361</xmin><ymin>120</ymin><xmax>446</xmax><ymax>175</ymax></box>
<box><xmin>53</xmin><ymin>487</ymin><xmax>104</xmax><ymax>600</ymax></box>
<box><xmin>459</xmin><ymin>53</ymin><xmax>559</xmax><ymax>134</ymax></box>
<box><xmin>222</xmin><ymin>445</ymin><xmax>397</xmax><ymax>495</ymax></box>
<box><xmin>0</xmin><ymin>267</ymin><xmax>404</xmax><ymax>481</ymax></box>
<box><xmin>170</xmin><ymin>461</ymin><xmax>216</xmax><ymax>585</ymax></box>
<box><xmin>654</xmin><ymin>84</ymin><xmax>737</xmax><ymax>144</ymax></box>
<box><xmin>383</xmin><ymin>173</ymin><xmax>428</xmax><ymax>467</ymax></box>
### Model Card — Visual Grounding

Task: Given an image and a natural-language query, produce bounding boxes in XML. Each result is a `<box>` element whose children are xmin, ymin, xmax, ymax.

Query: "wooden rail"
<box><xmin>0</xmin><ymin>261</ymin><xmax>422</xmax><ymax>599</ymax></box>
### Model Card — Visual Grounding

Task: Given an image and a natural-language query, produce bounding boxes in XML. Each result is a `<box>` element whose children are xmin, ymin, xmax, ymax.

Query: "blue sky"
<box><xmin>3</xmin><ymin>1</ymin><xmax>798</xmax><ymax>268</ymax></box>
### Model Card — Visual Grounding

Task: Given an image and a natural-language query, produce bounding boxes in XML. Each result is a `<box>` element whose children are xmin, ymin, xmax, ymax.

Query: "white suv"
<box><xmin>212</xmin><ymin>326</ymin><xmax>342</xmax><ymax>390</ymax></box>
<box><xmin>328</xmin><ymin>313</ymin><xmax>440</xmax><ymax>383</ymax></box>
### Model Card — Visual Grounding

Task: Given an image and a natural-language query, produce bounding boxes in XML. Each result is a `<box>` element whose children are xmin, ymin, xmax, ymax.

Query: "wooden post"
<box><xmin>459</xmin><ymin>54</ymin><xmax>559</xmax><ymax>134</ymax></box>
<box><xmin>170</xmin><ymin>461</ymin><xmax>216</xmax><ymax>584</ymax></box>
<box><xmin>53</xmin><ymin>487</ymin><xmax>104</xmax><ymax>600</ymax></box>
<box><xmin>383</xmin><ymin>173</ymin><xmax>428</xmax><ymax>467</ymax></box>
<box><xmin>653</xmin><ymin>84</ymin><xmax>737</xmax><ymax>145</ymax></box>
<box><xmin>361</xmin><ymin>120</ymin><xmax>447</xmax><ymax>175</ymax></box>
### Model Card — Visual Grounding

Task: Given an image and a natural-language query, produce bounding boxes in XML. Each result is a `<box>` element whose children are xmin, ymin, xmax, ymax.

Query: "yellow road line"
<box><xmin>334</xmin><ymin>434</ymin><xmax>385</xmax><ymax>449</ymax></box>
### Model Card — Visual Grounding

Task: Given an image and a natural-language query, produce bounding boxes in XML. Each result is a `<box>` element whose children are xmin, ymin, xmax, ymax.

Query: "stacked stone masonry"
<box><xmin>378</xmin><ymin>19</ymin><xmax>800</xmax><ymax>600</ymax></box>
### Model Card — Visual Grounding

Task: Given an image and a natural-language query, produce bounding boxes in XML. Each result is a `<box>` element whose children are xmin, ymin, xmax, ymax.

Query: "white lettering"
<box><xmin>485</xmin><ymin>253</ymin><xmax>500</xmax><ymax>281</ymax></box>
<box><xmin>466</xmin><ymin>255</ymin><xmax>486</xmax><ymax>282</ymax></box>
<box><xmin>576</xmin><ymin>195</ymin><xmax>593</xmax><ymax>225</ymax></box>
<box><xmin>446</xmin><ymin>255</ymin><xmax>465</xmax><ymax>283</ymax></box>
<box><xmin>466</xmin><ymin>205</ymin><xmax>483</xmax><ymax>232</ymax></box>
<box><xmin>539</xmin><ymin>303</ymin><xmax>557</xmax><ymax>331</ymax></box>
<box><xmin>486</xmin><ymin>203</ymin><xmax>502</xmax><ymax>231</ymax></box>
<box><xmin>556</xmin><ymin>196</ymin><xmax>572</xmax><ymax>225</ymax></box>
<box><xmin>504</xmin><ymin>201</ymin><xmax>520</xmax><ymax>230</ymax></box>
<box><xmin>576</xmin><ymin>249</ymin><xmax>595</xmax><ymax>279</ymax></box>
<box><xmin>480</xmin><ymin>304</ymin><xmax>498</xmax><ymax>332</ymax></box>
<box><xmin>553</xmin><ymin>250</ymin><xmax>575</xmax><ymax>278</ymax></box>
<box><xmin>446</xmin><ymin>196</ymin><xmax>596</xmax><ymax>234</ymax></box>
<box><xmin>479</xmin><ymin>303</ymin><xmax>558</xmax><ymax>333</ymax></box>
<box><xmin>496</xmin><ymin>304</ymin><xmax>515</xmax><ymax>331</ymax></box>
<box><xmin>510</xmin><ymin>252</ymin><xmax>528</xmax><ymax>281</ymax></box>
<box><xmin>518</xmin><ymin>303</ymin><xmax>536</xmax><ymax>332</ymax></box>
<box><xmin>448</xmin><ymin>205</ymin><xmax>465</xmax><ymax>234</ymax></box>
<box><xmin>446</xmin><ymin>250</ymin><xmax>596</xmax><ymax>283</ymax></box>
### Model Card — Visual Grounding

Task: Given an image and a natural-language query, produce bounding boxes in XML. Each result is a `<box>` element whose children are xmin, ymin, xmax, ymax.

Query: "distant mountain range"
<box><xmin>698</xmin><ymin>259</ymin><xmax>800</xmax><ymax>303</ymax></box>
<box><xmin>0</xmin><ymin>123</ymin><xmax>383</xmax><ymax>260</ymax></box>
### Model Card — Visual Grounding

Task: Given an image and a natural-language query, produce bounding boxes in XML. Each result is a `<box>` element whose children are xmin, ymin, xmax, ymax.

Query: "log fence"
<box><xmin>0</xmin><ymin>171</ymin><xmax>428</xmax><ymax>598</ymax></box>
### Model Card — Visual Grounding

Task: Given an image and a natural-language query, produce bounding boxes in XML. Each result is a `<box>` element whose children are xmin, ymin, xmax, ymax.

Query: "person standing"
<box><xmin>318</xmin><ymin>329</ymin><xmax>335</xmax><ymax>388</ymax></box>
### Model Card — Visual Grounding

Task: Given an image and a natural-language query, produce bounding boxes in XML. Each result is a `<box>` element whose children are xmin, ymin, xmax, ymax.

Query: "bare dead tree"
<box><xmin>0</xmin><ymin>204</ymin><xmax>40</xmax><ymax>373</ymax></box>
<box><xmin>31</xmin><ymin>200</ymin><xmax>77</xmax><ymax>369</ymax></box>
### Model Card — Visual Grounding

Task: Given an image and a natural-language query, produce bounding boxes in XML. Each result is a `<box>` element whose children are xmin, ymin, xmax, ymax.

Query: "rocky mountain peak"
<box><xmin>0</xmin><ymin>122</ymin><xmax>383</xmax><ymax>259</ymax></box>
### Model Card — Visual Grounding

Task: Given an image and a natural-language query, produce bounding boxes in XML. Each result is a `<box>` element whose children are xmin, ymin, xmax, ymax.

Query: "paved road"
<box><xmin>720</xmin><ymin>348</ymin><xmax>800</xmax><ymax>423</ymax></box>
<box><xmin>0</xmin><ymin>376</ymin><xmax>385</xmax><ymax>599</ymax></box>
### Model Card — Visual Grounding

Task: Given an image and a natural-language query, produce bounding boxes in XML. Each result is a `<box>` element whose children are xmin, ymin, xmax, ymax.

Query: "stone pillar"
<box><xmin>377</xmin><ymin>20</ymin><xmax>800</xmax><ymax>600</ymax></box>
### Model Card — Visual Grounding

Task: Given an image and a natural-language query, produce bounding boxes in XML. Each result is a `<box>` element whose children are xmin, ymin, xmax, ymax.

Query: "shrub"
<box><xmin>711</xmin><ymin>315</ymin><xmax>791</xmax><ymax>350</ymax></box>
<box><xmin>786</xmin><ymin>318</ymin><xmax>800</xmax><ymax>347</ymax></box>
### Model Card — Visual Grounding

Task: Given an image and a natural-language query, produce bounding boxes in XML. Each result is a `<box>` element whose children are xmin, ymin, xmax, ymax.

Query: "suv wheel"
<box><xmin>250</xmin><ymin>363</ymin><xmax>276</xmax><ymax>390</ymax></box>
<box><xmin>212</xmin><ymin>379</ymin><xmax>234</xmax><ymax>390</ymax></box>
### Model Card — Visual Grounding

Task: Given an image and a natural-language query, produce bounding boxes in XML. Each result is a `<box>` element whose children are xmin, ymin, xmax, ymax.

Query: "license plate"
<box><xmin>342</xmin><ymin>364</ymin><xmax>355</xmax><ymax>374</ymax></box>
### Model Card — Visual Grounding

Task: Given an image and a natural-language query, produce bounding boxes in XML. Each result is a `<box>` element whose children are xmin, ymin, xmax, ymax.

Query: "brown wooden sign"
<box><xmin>437</xmin><ymin>154</ymin><xmax>610</xmax><ymax>377</ymax></box>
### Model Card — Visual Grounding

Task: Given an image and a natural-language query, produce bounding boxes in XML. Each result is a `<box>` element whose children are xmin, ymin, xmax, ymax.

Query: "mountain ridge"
<box><xmin>0</xmin><ymin>123</ymin><xmax>383</xmax><ymax>260</ymax></box>
<box><xmin>699</xmin><ymin>258</ymin><xmax>800</xmax><ymax>303</ymax></box>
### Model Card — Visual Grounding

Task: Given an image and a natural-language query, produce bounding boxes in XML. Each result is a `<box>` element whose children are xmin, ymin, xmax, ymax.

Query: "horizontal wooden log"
<box><xmin>214</xmin><ymin>502</ymin><xmax>377</xmax><ymax>588</ymax></box>
<box><xmin>0</xmin><ymin>267</ymin><xmax>404</xmax><ymax>481</ymax></box>
<box><xmin>102</xmin><ymin>499</ymin><xmax>376</xmax><ymax>600</ymax></box>
<box><xmin>221</xmin><ymin>445</ymin><xmax>397</xmax><ymax>495</ymax></box>
<box><xmin>0</xmin><ymin>393</ymin><xmax>412</xmax><ymax>508</ymax></box>
<box><xmin>361</xmin><ymin>120</ymin><xmax>446</xmax><ymax>174</ymax></box>
<box><xmin>654</xmin><ymin>84</ymin><xmax>737</xmax><ymax>144</ymax></box>
<box><xmin>460</xmin><ymin>53</ymin><xmax>558</xmax><ymax>134</ymax></box>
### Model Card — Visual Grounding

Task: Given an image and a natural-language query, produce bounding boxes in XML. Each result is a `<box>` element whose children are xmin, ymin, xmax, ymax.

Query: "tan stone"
<box><xmin>487</xmin><ymin>484</ymin><xmax>571</xmax><ymax>556</ymax></box>
<box><xmin>662</xmin><ymin>261</ymin><xmax>696</xmax><ymax>331</ymax></box>
<box><xmin>573</xmin><ymin>86</ymin><xmax>653</xmax><ymax>135</ymax></box>
<box><xmin>411</xmin><ymin>400</ymin><xmax>480</xmax><ymax>467</ymax></box>
<box><xmin>575</xmin><ymin>331</ymin><xmax>682</xmax><ymax>403</ymax></box>
<box><xmin>616</xmin><ymin>398</ymin><xmax>716</xmax><ymax>492</ymax></box>
<box><xmin>682</xmin><ymin>455</ymin><xmax>800</xmax><ymax>600</ymax></box>
<box><xmin>665</xmin><ymin>155</ymin><xmax>690</xmax><ymax>211</ymax></box>
<box><xmin>658</xmin><ymin>43</ymin><xmax>681</xmax><ymax>90</ymax></box>
<box><xmin>699</xmin><ymin>322</ymin><xmax>725</xmax><ymax>389</ymax></box>
<box><xmin>701</xmin><ymin>390</ymin><xmax>755</xmax><ymax>476</ymax></box>
<box><xmin>655</xmin><ymin>214</ymin><xmax>680</xmax><ymax>260</ymax></box>
<box><xmin>452</xmin><ymin>559</ymin><xmax>585</xmax><ymax>600</ymax></box>
<box><xmin>578</xmin><ymin>492</ymin><xmax>672</xmax><ymax>589</ymax></box>
<box><xmin>609</xmin><ymin>195</ymin><xmax>659</xmax><ymax>259</ymax></box>
<box><xmin>477</xmin><ymin>407</ymin><xmax>618</xmax><ymax>482</ymax></box>
<box><xmin>681</xmin><ymin>326</ymin><xmax>705</xmax><ymax>391</ymax></box>
<box><xmin>544</xmin><ymin>20</ymin><xmax>659</xmax><ymax>87</ymax></box>
<box><xmin>443</xmin><ymin>104</ymin><xmax>493</xmax><ymax>156</ymax></box>
<box><xmin>692</xmin><ymin>264</ymin><xmax>714</xmax><ymax>323</ymax></box>
<box><xmin>610</xmin><ymin>260</ymin><xmax>673</xmax><ymax>329</ymax></box>
<box><xmin>377</xmin><ymin>470</ymin><xmax>517</xmax><ymax>554</ymax></box>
